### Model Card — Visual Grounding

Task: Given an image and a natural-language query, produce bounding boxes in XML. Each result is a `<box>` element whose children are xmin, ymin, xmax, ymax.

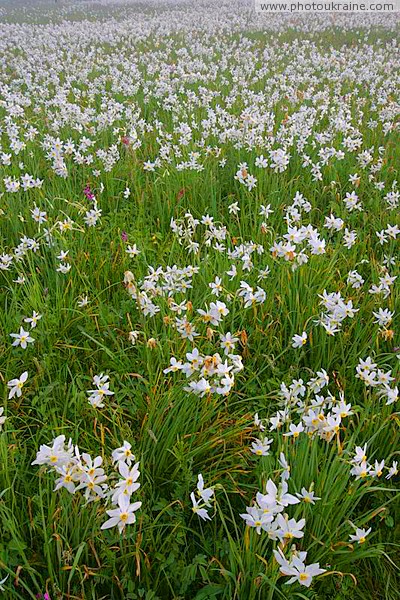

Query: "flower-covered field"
<box><xmin>0</xmin><ymin>1</ymin><xmax>399</xmax><ymax>598</ymax></box>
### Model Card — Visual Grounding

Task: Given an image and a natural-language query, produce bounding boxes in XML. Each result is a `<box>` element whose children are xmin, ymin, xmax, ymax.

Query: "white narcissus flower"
<box><xmin>163</xmin><ymin>357</ymin><xmax>183</xmax><ymax>373</ymax></box>
<box><xmin>386</xmin><ymin>461</ymin><xmax>398</xmax><ymax>479</ymax></box>
<box><xmin>111</xmin><ymin>461</ymin><xmax>141</xmax><ymax>503</ymax></box>
<box><xmin>283</xmin><ymin>422</ymin><xmax>305</xmax><ymax>438</ymax></box>
<box><xmin>57</xmin><ymin>250</ymin><xmax>69</xmax><ymax>261</ymax></box>
<box><xmin>209</xmin><ymin>276</ymin><xmax>223</xmax><ymax>296</ymax></box>
<box><xmin>275</xmin><ymin>514</ymin><xmax>306</xmax><ymax>541</ymax></box>
<box><xmin>196</xmin><ymin>474</ymin><xmax>214</xmax><ymax>506</ymax></box>
<box><xmin>31</xmin><ymin>435</ymin><xmax>73</xmax><ymax>467</ymax></box>
<box><xmin>87</xmin><ymin>375</ymin><xmax>114</xmax><ymax>408</ymax></box>
<box><xmin>372</xmin><ymin>308</ymin><xmax>394</xmax><ymax>327</ymax></box>
<box><xmin>349</xmin><ymin>527</ymin><xmax>372</xmax><ymax>544</ymax></box>
<box><xmin>254</xmin><ymin>413</ymin><xmax>265</xmax><ymax>432</ymax></box>
<box><xmin>7</xmin><ymin>371</ymin><xmax>28</xmax><ymax>398</ymax></box>
<box><xmin>350</xmin><ymin>461</ymin><xmax>370</xmax><ymax>480</ymax></box>
<box><xmin>273</xmin><ymin>548</ymin><xmax>326</xmax><ymax>587</ymax></box>
<box><xmin>295</xmin><ymin>487</ymin><xmax>321</xmax><ymax>504</ymax></box>
<box><xmin>23</xmin><ymin>311</ymin><xmax>42</xmax><ymax>328</ymax></box>
<box><xmin>228</xmin><ymin>202</ymin><xmax>240</xmax><ymax>215</ymax></box>
<box><xmin>77</xmin><ymin>295</ymin><xmax>89</xmax><ymax>307</ymax></box>
<box><xmin>220</xmin><ymin>332</ymin><xmax>238</xmax><ymax>355</ymax></box>
<box><xmin>292</xmin><ymin>332</ymin><xmax>307</xmax><ymax>348</ymax></box>
<box><xmin>250</xmin><ymin>437</ymin><xmax>273</xmax><ymax>456</ymax></box>
<box><xmin>126</xmin><ymin>244</ymin><xmax>140</xmax><ymax>257</ymax></box>
<box><xmin>57</xmin><ymin>262</ymin><xmax>71</xmax><ymax>274</ymax></box>
<box><xmin>226</xmin><ymin>264</ymin><xmax>237</xmax><ymax>280</ymax></box>
<box><xmin>54</xmin><ymin>466</ymin><xmax>76</xmax><ymax>494</ymax></box>
<box><xmin>112</xmin><ymin>441</ymin><xmax>135</xmax><ymax>465</ymax></box>
<box><xmin>10</xmin><ymin>327</ymin><xmax>35</xmax><ymax>349</ymax></box>
<box><xmin>240</xmin><ymin>506</ymin><xmax>273</xmax><ymax>534</ymax></box>
<box><xmin>261</xmin><ymin>479</ymin><xmax>299</xmax><ymax>508</ymax></box>
<box><xmin>190</xmin><ymin>492</ymin><xmax>211</xmax><ymax>521</ymax></box>
<box><xmin>101</xmin><ymin>494</ymin><xmax>142</xmax><ymax>533</ymax></box>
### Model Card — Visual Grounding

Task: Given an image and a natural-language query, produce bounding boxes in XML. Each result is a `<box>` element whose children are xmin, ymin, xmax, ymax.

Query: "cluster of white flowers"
<box><xmin>87</xmin><ymin>373</ymin><xmax>115</xmax><ymax>409</ymax></box>
<box><xmin>234</xmin><ymin>163</ymin><xmax>257</xmax><ymax>191</ymax></box>
<box><xmin>32</xmin><ymin>437</ymin><xmax>141</xmax><ymax>533</ymax></box>
<box><xmin>238</xmin><ymin>468</ymin><xmax>327</xmax><ymax>588</ymax></box>
<box><xmin>255</xmin><ymin>370</ymin><xmax>355</xmax><ymax>443</ymax></box>
<box><xmin>356</xmin><ymin>356</ymin><xmax>398</xmax><ymax>405</ymax></box>
<box><xmin>315</xmin><ymin>290</ymin><xmax>359</xmax><ymax>337</ymax></box>
<box><xmin>240</xmin><ymin>474</ymin><xmax>305</xmax><ymax>536</ymax></box>
<box><xmin>1</xmin><ymin>235</ymin><xmax>40</xmax><ymax>273</ymax></box>
<box><xmin>375</xmin><ymin>223</ymin><xmax>399</xmax><ymax>245</ymax></box>
<box><xmin>124</xmin><ymin>265</ymin><xmax>198</xmax><ymax>318</ymax></box>
<box><xmin>84</xmin><ymin>200</ymin><xmax>102</xmax><ymax>228</ymax></box>
<box><xmin>237</xmin><ymin>280</ymin><xmax>267</xmax><ymax>307</ymax></box>
<box><xmin>3</xmin><ymin>174</ymin><xmax>42</xmax><ymax>193</ymax></box>
<box><xmin>171</xmin><ymin>212</ymin><xmax>229</xmax><ymax>255</ymax></box>
<box><xmin>164</xmin><ymin>346</ymin><xmax>243</xmax><ymax>397</ymax></box>
<box><xmin>368</xmin><ymin>269</ymin><xmax>397</xmax><ymax>299</ymax></box>
<box><xmin>56</xmin><ymin>249</ymin><xmax>71</xmax><ymax>275</ymax></box>
<box><xmin>347</xmin><ymin>269</ymin><xmax>364</xmax><ymax>289</ymax></box>
<box><xmin>349</xmin><ymin>443</ymin><xmax>398</xmax><ymax>481</ymax></box>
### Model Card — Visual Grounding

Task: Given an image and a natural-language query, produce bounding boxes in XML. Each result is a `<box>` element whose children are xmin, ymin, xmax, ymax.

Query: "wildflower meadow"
<box><xmin>0</xmin><ymin>1</ymin><xmax>399</xmax><ymax>598</ymax></box>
